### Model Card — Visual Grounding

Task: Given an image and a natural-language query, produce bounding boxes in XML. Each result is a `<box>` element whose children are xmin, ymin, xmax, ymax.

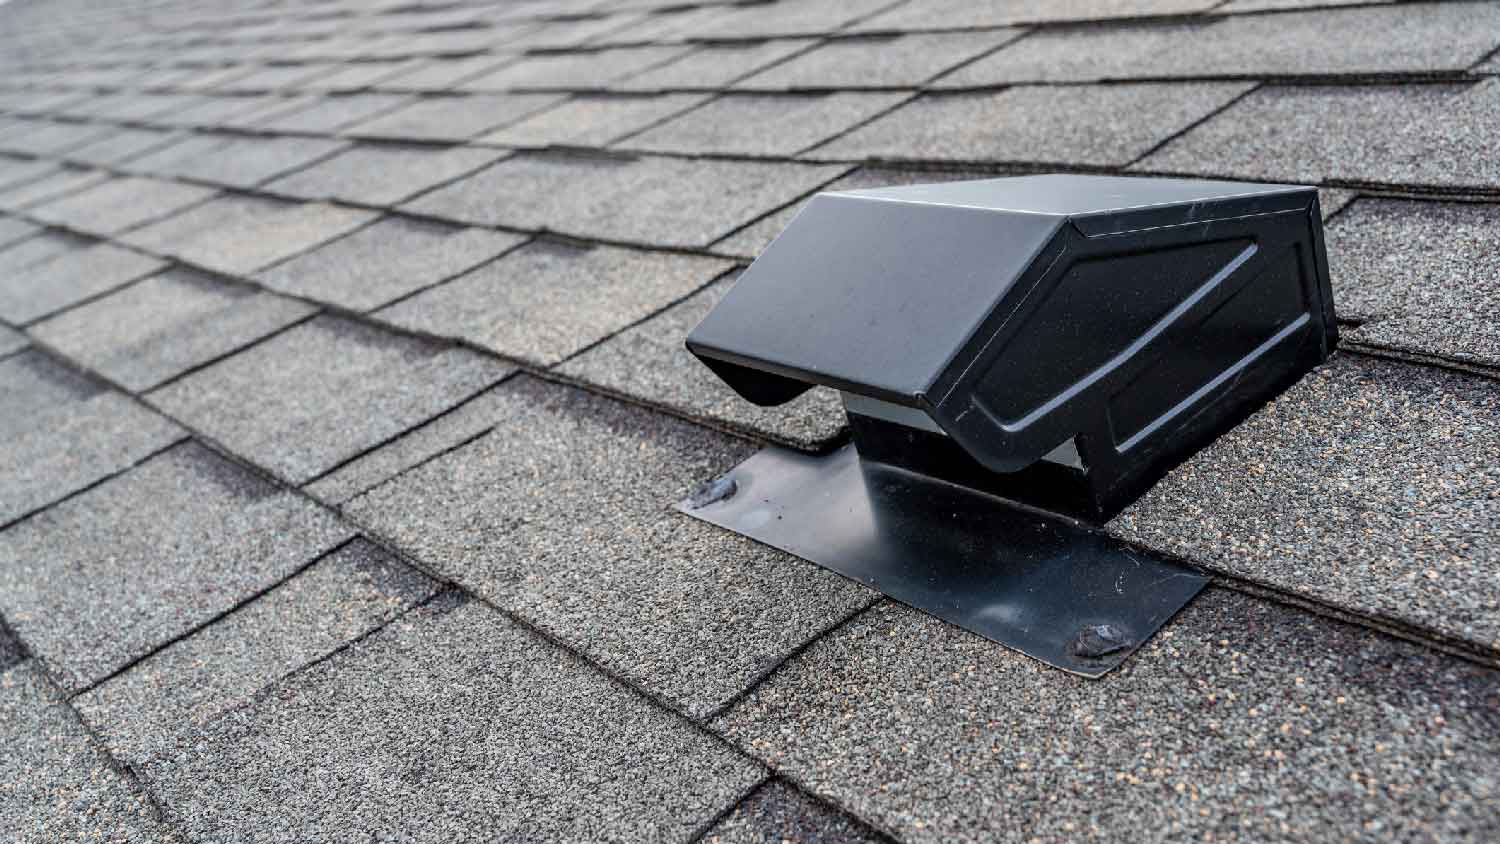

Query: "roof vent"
<box><xmin>679</xmin><ymin>174</ymin><xmax>1336</xmax><ymax>675</ymax></box>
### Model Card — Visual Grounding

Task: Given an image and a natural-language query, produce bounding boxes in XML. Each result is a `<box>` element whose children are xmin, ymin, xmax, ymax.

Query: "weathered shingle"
<box><xmin>263</xmin><ymin>142</ymin><xmax>506</xmax><ymax>206</ymax></box>
<box><xmin>27</xmin><ymin>175</ymin><xmax>217</xmax><ymax>236</ymax></box>
<box><xmin>621</xmin><ymin>92</ymin><xmax>910</xmax><ymax>157</ymax></box>
<box><xmin>853</xmin><ymin>0</ymin><xmax>1217</xmax><ymax>30</ymax></box>
<box><xmin>736</xmin><ymin>31</ymin><xmax>1020</xmax><ymax>90</ymax></box>
<box><xmin>458</xmin><ymin>45</ymin><xmax>694</xmax><ymax>91</ymax></box>
<box><xmin>122</xmin><ymin>195</ymin><xmax>376</xmax><ymax>275</ymax></box>
<box><xmin>479</xmin><ymin>93</ymin><xmax>710</xmax><ymax>147</ymax></box>
<box><xmin>343</xmin><ymin>92</ymin><xmax>566</xmax><ymax>140</ymax></box>
<box><xmin>611</xmin><ymin>40</ymin><xmax>817</xmax><ymax>92</ymax></box>
<box><xmin>0</xmin><ymin>239</ymin><xmax>166</xmax><ymax>324</ymax></box>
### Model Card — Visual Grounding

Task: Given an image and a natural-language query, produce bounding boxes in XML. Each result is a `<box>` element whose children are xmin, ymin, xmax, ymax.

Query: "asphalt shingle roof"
<box><xmin>1</xmin><ymin>0</ymin><xmax>1498</xmax><ymax>841</ymax></box>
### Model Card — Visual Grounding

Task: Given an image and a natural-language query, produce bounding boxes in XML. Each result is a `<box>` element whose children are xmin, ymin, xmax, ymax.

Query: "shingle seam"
<box><xmin>0</xmin><ymin>431</ymin><xmax>189</xmax><ymax>536</ymax></box>
<box><xmin>549</xmin><ymin>263</ymin><xmax>742</xmax><ymax>366</ymax></box>
<box><xmin>134</xmin><ymin>306</ymin><xmax>324</xmax><ymax>394</ymax></box>
<box><xmin>1339</xmin><ymin>342</ymin><xmax>1500</xmax><ymax>384</ymax></box>
<box><xmin>707</xmin><ymin>161</ymin><xmax>858</xmax><ymax>251</ymax></box>
<box><xmin>785</xmin><ymin>90</ymin><xmax>920</xmax><ymax>158</ymax></box>
<box><xmin>1124</xmin><ymin>80</ymin><xmax>1262</xmax><ymax>168</ymax></box>
<box><xmin>12</xmin><ymin>259</ymin><xmax>172</xmax><ymax>329</ymax></box>
<box><xmin>64</xmin><ymin>534</ymin><xmax>365</xmax><ymax>701</ymax></box>
<box><xmin>684</xmin><ymin>772</ymin><xmax>776</xmax><ymax>844</ymax></box>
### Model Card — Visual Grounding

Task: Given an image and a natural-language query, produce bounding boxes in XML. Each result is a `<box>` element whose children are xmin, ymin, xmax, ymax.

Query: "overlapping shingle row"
<box><xmin>1</xmin><ymin>0</ymin><xmax>1498</xmax><ymax>841</ymax></box>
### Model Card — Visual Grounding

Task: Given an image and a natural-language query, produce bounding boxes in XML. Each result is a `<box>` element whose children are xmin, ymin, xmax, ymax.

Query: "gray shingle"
<box><xmin>714</xmin><ymin>591</ymin><xmax>1500</xmax><ymax>844</ymax></box>
<box><xmin>0</xmin><ymin>441</ymin><xmax>351</xmax><ymax>692</ymax></box>
<box><xmin>0</xmin><ymin>165</ymin><xmax>110</xmax><ymax>212</ymax></box>
<box><xmin>736</xmin><ymin>31</ymin><xmax>1020</xmax><ymax>90</ymax></box>
<box><xmin>377</xmin><ymin>240</ymin><xmax>730</xmax><ymax>365</ymax></box>
<box><xmin>1111</xmin><ymin>355</ymin><xmax>1500</xmax><ymax>653</ymax></box>
<box><xmin>557</xmin><ymin>277</ymin><xmax>846</xmax><ymax>449</ymax></box>
<box><xmin>1219</xmin><ymin>0</ymin><xmax>1386</xmax><ymax>9</ymax></box>
<box><xmin>479</xmin><ymin>93</ymin><xmax>710</xmax><ymax>147</ymax></box>
<box><xmin>149</xmin><ymin>315</ymin><xmax>512</xmax><ymax>484</ymax></box>
<box><xmin>0</xmin><ymin>240</ymin><xmax>166</xmax><ymax>324</ymax></box>
<box><xmin>151</xmin><ymin>93</ymin><xmax>295</xmax><ymax>129</ymax></box>
<box><xmin>611</xmin><ymin>40</ymin><xmax>817</xmax><ymax>92</ymax></box>
<box><xmin>29</xmin><ymin>269</ymin><xmax>316</xmax><ymax>391</ymax></box>
<box><xmin>122</xmin><ymin>195</ymin><xmax>376</xmax><ymax>275</ymax></box>
<box><xmin>1325</xmin><ymin>199</ymin><xmax>1500</xmax><ymax>369</ymax></box>
<box><xmin>937</xmin><ymin>4</ymin><xmax>1500</xmax><ymax>85</ymax></box>
<box><xmin>0</xmin><ymin>118</ymin><xmax>113</xmax><ymax>156</ymax></box>
<box><xmin>693</xmin><ymin>0</ymin><xmax>899</xmax><ymax>39</ymax></box>
<box><xmin>459</xmin><ymin>45</ymin><xmax>693</xmax><ymax>91</ymax></box>
<box><xmin>257</xmin><ymin>216</ymin><xmax>525</xmax><ymax>311</ymax></box>
<box><xmin>61</xmin><ymin>126</ymin><xmax>185</xmax><ymax>166</ymax></box>
<box><xmin>346</xmin><ymin>378</ymin><xmax>876</xmax><ymax>717</ymax></box>
<box><xmin>406</xmin><ymin>152</ymin><xmax>847</xmax><ymax>247</ymax></box>
<box><xmin>0</xmin><ymin>324</ymin><xmax>24</xmax><ymax>357</ymax></box>
<box><xmin>127</xmin><ymin>133</ymin><xmax>350</xmax><ymax>189</ymax></box>
<box><xmin>0</xmin><ymin>155</ymin><xmax>57</xmax><ymax>193</ymax></box>
<box><xmin>702</xmin><ymin>780</ymin><xmax>889</xmax><ymax>844</ymax></box>
<box><xmin>0</xmin><ymin>661</ymin><xmax>173</xmax><ymax>841</ymax></box>
<box><xmin>1135</xmin><ymin>81</ymin><xmax>1500</xmax><ymax>191</ymax></box>
<box><xmin>621</xmin><ymin>92</ymin><xmax>909</xmax><ymax>157</ymax></box>
<box><xmin>264</xmin><ymin>142</ymin><xmax>507</xmax><ymax>206</ymax></box>
<box><xmin>249</xmin><ymin>92</ymin><xmax>415</xmax><ymax>133</ymax></box>
<box><xmin>0</xmin><ymin>215</ymin><xmax>38</xmax><ymax>249</ymax></box>
<box><xmin>220</xmin><ymin>62</ymin><xmax>340</xmax><ymax>93</ymax></box>
<box><xmin>810</xmin><ymin>83</ymin><xmax>1252</xmax><ymax>166</ymax></box>
<box><xmin>854</xmin><ymin>0</ymin><xmax>1217</xmax><ymax>30</ymax></box>
<box><xmin>138</xmin><ymin>597</ymin><xmax>764</xmax><ymax>841</ymax></box>
<box><xmin>373</xmin><ymin>54</ymin><xmax>522</xmax><ymax>92</ymax></box>
<box><xmin>0</xmin><ymin>351</ymin><xmax>183</xmax><ymax>525</ymax></box>
<box><xmin>506</xmin><ymin>13</ymin><xmax>649</xmax><ymax>50</ymax></box>
<box><xmin>302</xmin><ymin>58</ymin><xmax>428</xmax><ymax>92</ymax></box>
<box><xmin>73</xmin><ymin>539</ymin><xmax>438</xmax><ymax>766</ymax></box>
<box><xmin>27</xmin><ymin>176</ymin><xmax>217</xmax><ymax>236</ymax></box>
<box><xmin>343</xmin><ymin>92</ymin><xmax>565</xmax><ymax>140</ymax></box>
<box><xmin>0</xmin><ymin>232</ymin><xmax>85</xmax><ymax>275</ymax></box>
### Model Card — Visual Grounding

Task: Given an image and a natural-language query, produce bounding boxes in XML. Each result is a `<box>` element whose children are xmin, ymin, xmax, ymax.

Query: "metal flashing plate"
<box><xmin>678</xmin><ymin>444</ymin><xmax>1209</xmax><ymax>677</ymax></box>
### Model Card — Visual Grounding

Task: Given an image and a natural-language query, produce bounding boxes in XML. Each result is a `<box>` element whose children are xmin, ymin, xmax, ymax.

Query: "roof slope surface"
<box><xmin>0</xmin><ymin>0</ymin><xmax>1497</xmax><ymax>841</ymax></box>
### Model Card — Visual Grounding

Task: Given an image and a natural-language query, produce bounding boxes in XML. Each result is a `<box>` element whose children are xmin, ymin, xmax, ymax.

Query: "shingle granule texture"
<box><xmin>0</xmin><ymin>240</ymin><xmax>166</xmax><ymax>325</ymax></box>
<box><xmin>263</xmin><ymin>142</ymin><xmax>507</xmax><ymax>206</ymax></box>
<box><xmin>810</xmin><ymin>83</ymin><xmax>1253</xmax><ymax>166</ymax></box>
<box><xmin>936</xmin><ymin>3</ymin><xmax>1500</xmax><ymax>84</ymax></box>
<box><xmin>406</xmin><ymin>153</ymin><xmax>846</xmax><ymax>247</ymax></box>
<box><xmin>557</xmin><ymin>276</ymin><xmax>846</xmax><ymax>449</ymax></box>
<box><xmin>0</xmin><ymin>441</ymin><xmax>351</xmax><ymax>692</ymax></box>
<box><xmin>29</xmin><ymin>269</ymin><xmax>316</xmax><ymax>392</ymax></box>
<box><xmin>122</xmin><ymin>195</ymin><xmax>376</xmax><ymax>275</ymax></box>
<box><xmin>345</xmin><ymin>378</ymin><xmax>876</xmax><ymax>718</ymax></box>
<box><xmin>0</xmin><ymin>215</ymin><xmax>38</xmax><ymax>249</ymax></box>
<box><xmin>128</xmin><ymin>133</ymin><xmax>350</xmax><ymax>189</ymax></box>
<box><xmin>0</xmin><ymin>120</ymin><xmax>112</xmax><ymax>158</ymax></box>
<box><xmin>1324</xmin><ymin>199</ymin><xmax>1500</xmax><ymax>369</ymax></box>
<box><xmin>458</xmin><ymin>45</ymin><xmax>694</xmax><ymax>91</ymax></box>
<box><xmin>343</xmin><ymin>92</ymin><xmax>566</xmax><ymax>141</ymax></box>
<box><xmin>61</xmin><ymin>126</ymin><xmax>183</xmax><ymax>167</ymax></box>
<box><xmin>249</xmin><ymin>92</ymin><xmax>413</xmax><ymax>133</ymax></box>
<box><xmin>376</xmin><ymin>240</ymin><xmax>731</xmax><ymax>365</ymax></box>
<box><xmin>736</xmin><ymin>31</ymin><xmax>1020</xmax><ymax>90</ymax></box>
<box><xmin>702</xmin><ymin>780</ymin><xmax>890</xmax><ymax>844</ymax></box>
<box><xmin>0</xmin><ymin>156</ymin><xmax>57</xmax><ymax>193</ymax></box>
<box><xmin>256</xmin><ymin>216</ymin><xmax>525</xmax><ymax>312</ymax></box>
<box><xmin>611</xmin><ymin>40</ymin><xmax>817</xmax><ymax>92</ymax></box>
<box><xmin>149</xmin><ymin>315</ymin><xmax>512</xmax><ymax>484</ymax></box>
<box><xmin>0</xmin><ymin>351</ymin><xmax>182</xmax><ymax>526</ymax></box>
<box><xmin>0</xmin><ymin>324</ymin><xmax>25</xmax><ymax>357</ymax></box>
<box><xmin>0</xmin><ymin>231</ymin><xmax>86</xmax><ymax>276</ymax></box>
<box><xmin>693</xmin><ymin>0</ymin><xmax>898</xmax><ymax>40</ymax></box>
<box><xmin>480</xmin><ymin>93</ymin><xmax>710</xmax><ymax>147</ymax></box>
<box><xmin>1</xmin><ymin>661</ymin><xmax>175</xmax><ymax>842</ymax></box>
<box><xmin>0</xmin><ymin>165</ymin><xmax>109</xmax><ymax>211</ymax></box>
<box><xmin>138</xmin><ymin>597</ymin><xmax>765</xmax><ymax>842</ymax></box>
<box><xmin>27</xmin><ymin>175</ymin><xmax>217</xmax><ymax>236</ymax></box>
<box><xmin>1135</xmin><ymin>81</ymin><xmax>1500</xmax><ymax>190</ymax></box>
<box><xmin>73</xmin><ymin>539</ymin><xmax>438</xmax><ymax>766</ymax></box>
<box><xmin>620</xmin><ymin>92</ymin><xmax>910</xmax><ymax>157</ymax></box>
<box><xmin>1110</xmin><ymin>355</ymin><xmax>1500</xmax><ymax>653</ymax></box>
<box><xmin>373</xmin><ymin>54</ymin><xmax>516</xmax><ymax>92</ymax></box>
<box><xmin>853</xmin><ymin>0</ymin><xmax>1215</xmax><ymax>30</ymax></box>
<box><xmin>715</xmin><ymin>592</ymin><xmax>1500</xmax><ymax>844</ymax></box>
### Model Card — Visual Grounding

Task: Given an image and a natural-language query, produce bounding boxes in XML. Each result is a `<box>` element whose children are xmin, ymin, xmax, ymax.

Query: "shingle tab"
<box><xmin>0</xmin><ymin>351</ymin><xmax>182</xmax><ymax>526</ymax></box>
<box><xmin>0</xmin><ymin>240</ymin><xmax>166</xmax><ymax>324</ymax></box>
<box><xmin>611</xmin><ymin>40</ymin><xmax>817</xmax><ymax>92</ymax></box>
<box><xmin>715</xmin><ymin>591</ymin><xmax>1500</xmax><ymax>843</ymax></box>
<box><xmin>346</xmin><ymin>378</ymin><xmax>876</xmax><ymax>717</ymax></box>
<box><xmin>459</xmin><ymin>45</ymin><xmax>693</xmax><ymax>91</ymax></box>
<box><xmin>28</xmin><ymin>175</ymin><xmax>217</xmax><ymax>236</ymax></box>
<box><xmin>343</xmin><ymin>92</ymin><xmax>565</xmax><ymax>140</ymax></box>
<box><xmin>0</xmin><ymin>662</ymin><xmax>173</xmax><ymax>841</ymax></box>
<box><xmin>0</xmin><ymin>324</ymin><xmax>25</xmax><ymax>357</ymax></box>
<box><xmin>0</xmin><ymin>231</ymin><xmax>84</xmax><ymax>275</ymax></box>
<box><xmin>249</xmin><ymin>92</ymin><xmax>415</xmax><ymax>133</ymax></box>
<box><xmin>937</xmin><ymin>4</ymin><xmax>1500</xmax><ymax>85</ymax></box>
<box><xmin>0</xmin><ymin>441</ymin><xmax>352</xmax><ymax>691</ymax></box>
<box><xmin>257</xmin><ymin>216</ymin><xmax>525</xmax><ymax>311</ymax></box>
<box><xmin>122</xmin><ymin>195</ymin><xmax>377</xmax><ymax>275</ymax></box>
<box><xmin>855</xmin><ymin>0</ymin><xmax>1216</xmax><ymax>30</ymax></box>
<box><xmin>29</xmin><ymin>269</ymin><xmax>316</xmax><ymax>391</ymax></box>
<box><xmin>558</xmin><ymin>277</ymin><xmax>846</xmax><ymax>449</ymax></box>
<box><xmin>406</xmin><ymin>153</ymin><xmax>847</xmax><ymax>247</ymax></box>
<box><xmin>377</xmin><ymin>240</ymin><xmax>730</xmax><ymax>365</ymax></box>
<box><xmin>138</xmin><ymin>598</ymin><xmax>764</xmax><ymax>841</ymax></box>
<box><xmin>127</xmin><ymin>132</ymin><xmax>350</xmax><ymax>189</ymax></box>
<box><xmin>479</xmin><ymin>93</ymin><xmax>710</xmax><ymax>147</ymax></box>
<box><xmin>73</xmin><ymin>539</ymin><xmax>438</xmax><ymax>766</ymax></box>
<box><xmin>373</xmin><ymin>54</ymin><xmax>520</xmax><ymax>92</ymax></box>
<box><xmin>0</xmin><ymin>165</ymin><xmax>110</xmax><ymax>212</ymax></box>
<box><xmin>1326</xmin><ymin>199</ymin><xmax>1500</xmax><ymax>368</ymax></box>
<box><xmin>693</xmin><ymin>0</ymin><xmax>899</xmax><ymax>40</ymax></box>
<box><xmin>1111</xmin><ymin>355</ymin><xmax>1500</xmax><ymax>653</ymax></box>
<box><xmin>702</xmin><ymin>781</ymin><xmax>889</xmax><ymax>844</ymax></box>
<box><xmin>736</xmin><ymin>31</ymin><xmax>1020</xmax><ymax>90</ymax></box>
<box><xmin>265</xmin><ymin>142</ymin><xmax>505</xmax><ymax>206</ymax></box>
<box><xmin>1135</xmin><ymin>81</ymin><xmax>1500</xmax><ymax>190</ymax></box>
<box><xmin>0</xmin><ymin>215</ymin><xmax>38</xmax><ymax>249</ymax></box>
<box><xmin>811</xmin><ymin>83</ymin><xmax>1252</xmax><ymax>165</ymax></box>
<box><xmin>149</xmin><ymin>315</ymin><xmax>512</xmax><ymax>483</ymax></box>
<box><xmin>61</xmin><ymin>125</ymin><xmax>184</xmax><ymax>166</ymax></box>
<box><xmin>622</xmin><ymin>92</ymin><xmax>909</xmax><ymax>157</ymax></box>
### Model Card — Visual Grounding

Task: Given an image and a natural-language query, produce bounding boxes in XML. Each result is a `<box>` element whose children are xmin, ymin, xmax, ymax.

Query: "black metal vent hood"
<box><xmin>688</xmin><ymin>173</ymin><xmax>1337</xmax><ymax>521</ymax></box>
<box><xmin>678</xmin><ymin>174</ymin><xmax>1339</xmax><ymax>676</ymax></box>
